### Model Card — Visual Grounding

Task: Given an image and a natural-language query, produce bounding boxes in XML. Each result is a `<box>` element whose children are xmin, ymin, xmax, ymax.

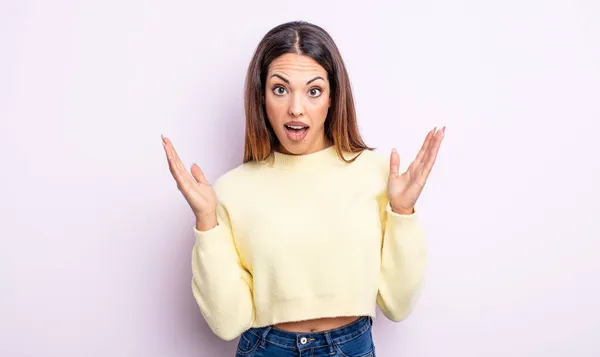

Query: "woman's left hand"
<box><xmin>388</xmin><ymin>126</ymin><xmax>446</xmax><ymax>215</ymax></box>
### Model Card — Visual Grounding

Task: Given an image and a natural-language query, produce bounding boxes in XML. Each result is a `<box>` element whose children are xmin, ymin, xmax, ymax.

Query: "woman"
<box><xmin>163</xmin><ymin>21</ymin><xmax>445</xmax><ymax>357</ymax></box>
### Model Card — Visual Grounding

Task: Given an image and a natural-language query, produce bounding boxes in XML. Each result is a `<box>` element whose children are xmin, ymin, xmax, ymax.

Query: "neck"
<box><xmin>270</xmin><ymin>145</ymin><xmax>345</xmax><ymax>171</ymax></box>
<box><xmin>276</xmin><ymin>137</ymin><xmax>332</xmax><ymax>156</ymax></box>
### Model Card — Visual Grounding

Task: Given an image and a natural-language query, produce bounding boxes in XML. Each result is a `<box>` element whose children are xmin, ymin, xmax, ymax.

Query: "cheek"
<box><xmin>309</xmin><ymin>99</ymin><xmax>330</xmax><ymax>125</ymax></box>
<box><xmin>264</xmin><ymin>96</ymin><xmax>286</xmax><ymax>125</ymax></box>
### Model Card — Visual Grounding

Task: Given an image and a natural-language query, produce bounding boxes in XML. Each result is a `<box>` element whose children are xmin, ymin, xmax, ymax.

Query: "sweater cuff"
<box><xmin>193</xmin><ymin>223</ymin><xmax>221</xmax><ymax>239</ymax></box>
<box><xmin>386</xmin><ymin>203</ymin><xmax>419</xmax><ymax>220</ymax></box>
<box><xmin>192</xmin><ymin>223</ymin><xmax>232</xmax><ymax>259</ymax></box>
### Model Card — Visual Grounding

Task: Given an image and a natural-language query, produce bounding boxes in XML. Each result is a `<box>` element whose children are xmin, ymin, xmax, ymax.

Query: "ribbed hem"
<box><xmin>193</xmin><ymin>224</ymin><xmax>220</xmax><ymax>236</ymax></box>
<box><xmin>252</xmin><ymin>294</ymin><xmax>377</xmax><ymax>328</ymax></box>
<box><xmin>193</xmin><ymin>224</ymin><xmax>230</xmax><ymax>254</ymax></box>
<box><xmin>386</xmin><ymin>203</ymin><xmax>419</xmax><ymax>220</ymax></box>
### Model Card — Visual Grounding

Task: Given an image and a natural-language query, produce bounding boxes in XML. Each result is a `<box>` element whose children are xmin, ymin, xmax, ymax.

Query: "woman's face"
<box><xmin>265</xmin><ymin>53</ymin><xmax>331</xmax><ymax>155</ymax></box>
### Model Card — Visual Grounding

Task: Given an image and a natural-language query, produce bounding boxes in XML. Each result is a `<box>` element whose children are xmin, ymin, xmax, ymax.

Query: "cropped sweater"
<box><xmin>191</xmin><ymin>145</ymin><xmax>427</xmax><ymax>340</ymax></box>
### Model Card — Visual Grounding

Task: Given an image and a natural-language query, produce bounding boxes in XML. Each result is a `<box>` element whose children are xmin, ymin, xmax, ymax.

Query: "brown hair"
<box><xmin>243</xmin><ymin>21</ymin><xmax>373</xmax><ymax>163</ymax></box>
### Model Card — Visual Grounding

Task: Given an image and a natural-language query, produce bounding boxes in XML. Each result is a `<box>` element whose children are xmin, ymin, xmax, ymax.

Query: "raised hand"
<box><xmin>162</xmin><ymin>135</ymin><xmax>218</xmax><ymax>229</ymax></box>
<box><xmin>387</xmin><ymin>126</ymin><xmax>446</xmax><ymax>215</ymax></box>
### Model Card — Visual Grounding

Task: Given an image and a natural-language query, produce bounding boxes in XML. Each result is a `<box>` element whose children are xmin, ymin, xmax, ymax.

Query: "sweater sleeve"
<box><xmin>191</xmin><ymin>196</ymin><xmax>255</xmax><ymax>340</ymax></box>
<box><xmin>376</xmin><ymin>196</ymin><xmax>428</xmax><ymax>322</ymax></box>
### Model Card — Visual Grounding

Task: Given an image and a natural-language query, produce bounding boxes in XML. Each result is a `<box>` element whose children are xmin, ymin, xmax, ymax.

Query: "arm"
<box><xmin>376</xmin><ymin>126</ymin><xmax>443</xmax><ymax>320</ymax></box>
<box><xmin>376</xmin><ymin>197</ymin><xmax>427</xmax><ymax>321</ymax></box>
<box><xmin>161</xmin><ymin>135</ymin><xmax>254</xmax><ymax>340</ymax></box>
<box><xmin>191</xmin><ymin>199</ymin><xmax>255</xmax><ymax>340</ymax></box>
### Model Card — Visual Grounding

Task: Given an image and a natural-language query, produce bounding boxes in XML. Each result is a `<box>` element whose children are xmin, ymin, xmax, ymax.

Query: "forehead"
<box><xmin>267</xmin><ymin>53</ymin><xmax>328</xmax><ymax>79</ymax></box>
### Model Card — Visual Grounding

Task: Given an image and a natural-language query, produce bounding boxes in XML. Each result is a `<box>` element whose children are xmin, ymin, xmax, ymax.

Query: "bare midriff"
<box><xmin>273</xmin><ymin>316</ymin><xmax>362</xmax><ymax>333</ymax></box>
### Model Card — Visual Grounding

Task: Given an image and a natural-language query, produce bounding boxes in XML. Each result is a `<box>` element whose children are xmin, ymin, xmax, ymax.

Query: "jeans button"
<box><xmin>300</xmin><ymin>337</ymin><xmax>307</xmax><ymax>344</ymax></box>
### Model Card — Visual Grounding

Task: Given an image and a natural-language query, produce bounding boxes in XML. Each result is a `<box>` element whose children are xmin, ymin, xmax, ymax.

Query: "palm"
<box><xmin>388</xmin><ymin>127</ymin><xmax>445</xmax><ymax>214</ymax></box>
<box><xmin>162</xmin><ymin>135</ymin><xmax>218</xmax><ymax>218</ymax></box>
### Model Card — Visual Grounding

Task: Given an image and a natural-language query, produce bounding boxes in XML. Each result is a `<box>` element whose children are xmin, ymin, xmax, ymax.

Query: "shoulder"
<box><xmin>211</xmin><ymin>161</ymin><xmax>261</xmax><ymax>197</ymax></box>
<box><xmin>352</xmin><ymin>148</ymin><xmax>390</xmax><ymax>176</ymax></box>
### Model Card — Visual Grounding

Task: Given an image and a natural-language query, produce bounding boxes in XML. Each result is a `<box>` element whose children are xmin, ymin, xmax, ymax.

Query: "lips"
<box><xmin>284</xmin><ymin>121</ymin><xmax>309</xmax><ymax>142</ymax></box>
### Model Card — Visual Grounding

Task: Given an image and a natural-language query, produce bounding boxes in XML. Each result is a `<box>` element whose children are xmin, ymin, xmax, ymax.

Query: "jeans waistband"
<box><xmin>247</xmin><ymin>316</ymin><xmax>372</xmax><ymax>353</ymax></box>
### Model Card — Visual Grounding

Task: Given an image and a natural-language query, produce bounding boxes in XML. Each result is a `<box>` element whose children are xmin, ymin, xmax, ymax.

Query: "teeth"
<box><xmin>286</xmin><ymin>125</ymin><xmax>306</xmax><ymax>130</ymax></box>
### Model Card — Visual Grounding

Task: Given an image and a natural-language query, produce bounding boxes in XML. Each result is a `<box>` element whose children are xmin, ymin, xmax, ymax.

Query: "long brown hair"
<box><xmin>243</xmin><ymin>21</ymin><xmax>373</xmax><ymax>163</ymax></box>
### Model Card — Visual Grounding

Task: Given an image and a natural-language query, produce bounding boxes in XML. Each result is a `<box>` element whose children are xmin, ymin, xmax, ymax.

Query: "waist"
<box><xmin>274</xmin><ymin>315</ymin><xmax>362</xmax><ymax>333</ymax></box>
<box><xmin>249</xmin><ymin>316</ymin><xmax>373</xmax><ymax>351</ymax></box>
<box><xmin>252</xmin><ymin>294</ymin><xmax>377</xmax><ymax>327</ymax></box>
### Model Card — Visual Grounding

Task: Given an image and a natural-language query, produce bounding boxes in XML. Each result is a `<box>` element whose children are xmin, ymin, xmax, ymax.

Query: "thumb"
<box><xmin>389</xmin><ymin>148</ymin><xmax>400</xmax><ymax>178</ymax></box>
<box><xmin>190</xmin><ymin>163</ymin><xmax>208</xmax><ymax>184</ymax></box>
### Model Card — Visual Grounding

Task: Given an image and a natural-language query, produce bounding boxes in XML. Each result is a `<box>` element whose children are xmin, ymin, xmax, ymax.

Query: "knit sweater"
<box><xmin>191</xmin><ymin>145</ymin><xmax>427</xmax><ymax>340</ymax></box>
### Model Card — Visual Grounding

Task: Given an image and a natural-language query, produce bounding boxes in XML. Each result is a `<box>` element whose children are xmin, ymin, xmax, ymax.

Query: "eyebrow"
<box><xmin>270</xmin><ymin>74</ymin><xmax>325</xmax><ymax>85</ymax></box>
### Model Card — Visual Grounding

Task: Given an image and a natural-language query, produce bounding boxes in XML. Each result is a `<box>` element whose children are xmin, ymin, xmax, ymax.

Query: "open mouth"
<box><xmin>284</xmin><ymin>124</ymin><xmax>309</xmax><ymax>142</ymax></box>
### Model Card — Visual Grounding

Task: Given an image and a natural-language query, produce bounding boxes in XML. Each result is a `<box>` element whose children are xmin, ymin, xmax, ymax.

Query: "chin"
<box><xmin>279</xmin><ymin>143</ymin><xmax>306</xmax><ymax>155</ymax></box>
<box><xmin>277</xmin><ymin>139</ymin><xmax>312</xmax><ymax>155</ymax></box>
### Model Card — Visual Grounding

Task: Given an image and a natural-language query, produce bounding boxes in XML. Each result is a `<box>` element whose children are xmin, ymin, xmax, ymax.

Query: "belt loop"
<box><xmin>324</xmin><ymin>332</ymin><xmax>335</xmax><ymax>355</ymax></box>
<box><xmin>259</xmin><ymin>326</ymin><xmax>272</xmax><ymax>349</ymax></box>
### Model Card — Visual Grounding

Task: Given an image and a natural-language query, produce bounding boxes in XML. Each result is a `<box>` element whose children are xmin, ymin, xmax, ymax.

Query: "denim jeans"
<box><xmin>235</xmin><ymin>316</ymin><xmax>375</xmax><ymax>357</ymax></box>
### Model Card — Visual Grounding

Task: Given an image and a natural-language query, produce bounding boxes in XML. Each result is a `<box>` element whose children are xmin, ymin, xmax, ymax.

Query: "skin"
<box><xmin>162</xmin><ymin>52</ymin><xmax>446</xmax><ymax>334</ymax></box>
<box><xmin>265</xmin><ymin>53</ymin><xmax>332</xmax><ymax>155</ymax></box>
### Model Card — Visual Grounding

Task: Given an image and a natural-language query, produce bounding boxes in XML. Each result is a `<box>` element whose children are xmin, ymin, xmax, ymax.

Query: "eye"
<box><xmin>272</xmin><ymin>85</ymin><xmax>287</xmax><ymax>96</ymax></box>
<box><xmin>308</xmin><ymin>87</ymin><xmax>322</xmax><ymax>98</ymax></box>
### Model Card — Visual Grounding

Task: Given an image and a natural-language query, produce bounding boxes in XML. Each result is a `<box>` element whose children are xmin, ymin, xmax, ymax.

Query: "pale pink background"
<box><xmin>1</xmin><ymin>1</ymin><xmax>599</xmax><ymax>356</ymax></box>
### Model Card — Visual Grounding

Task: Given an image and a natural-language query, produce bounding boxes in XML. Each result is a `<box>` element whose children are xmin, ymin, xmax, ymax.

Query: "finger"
<box><xmin>191</xmin><ymin>163</ymin><xmax>208</xmax><ymax>184</ymax></box>
<box><xmin>407</xmin><ymin>128</ymin><xmax>435</xmax><ymax>173</ymax></box>
<box><xmin>420</xmin><ymin>126</ymin><xmax>445</xmax><ymax>181</ymax></box>
<box><xmin>164</xmin><ymin>137</ymin><xmax>187</xmax><ymax>172</ymax></box>
<box><xmin>163</xmin><ymin>136</ymin><xmax>194</xmax><ymax>187</ymax></box>
<box><xmin>164</xmin><ymin>137</ymin><xmax>189</xmax><ymax>176</ymax></box>
<box><xmin>412</xmin><ymin>128</ymin><xmax>436</xmax><ymax>167</ymax></box>
<box><xmin>162</xmin><ymin>137</ymin><xmax>181</xmax><ymax>175</ymax></box>
<box><xmin>389</xmin><ymin>148</ymin><xmax>400</xmax><ymax>177</ymax></box>
<box><xmin>162</xmin><ymin>136</ymin><xmax>178</xmax><ymax>175</ymax></box>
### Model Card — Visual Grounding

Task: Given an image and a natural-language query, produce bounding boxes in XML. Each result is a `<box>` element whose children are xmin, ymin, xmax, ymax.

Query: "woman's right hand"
<box><xmin>162</xmin><ymin>135</ymin><xmax>218</xmax><ymax>230</ymax></box>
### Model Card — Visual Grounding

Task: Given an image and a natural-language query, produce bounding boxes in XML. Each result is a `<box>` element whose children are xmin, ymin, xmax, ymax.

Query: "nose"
<box><xmin>288</xmin><ymin>93</ymin><xmax>304</xmax><ymax>117</ymax></box>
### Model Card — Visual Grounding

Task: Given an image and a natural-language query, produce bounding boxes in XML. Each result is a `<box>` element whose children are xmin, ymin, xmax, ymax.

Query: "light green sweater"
<box><xmin>191</xmin><ymin>145</ymin><xmax>427</xmax><ymax>340</ymax></box>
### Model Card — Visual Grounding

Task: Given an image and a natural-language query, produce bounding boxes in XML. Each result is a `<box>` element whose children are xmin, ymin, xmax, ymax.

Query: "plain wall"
<box><xmin>1</xmin><ymin>0</ymin><xmax>599</xmax><ymax>356</ymax></box>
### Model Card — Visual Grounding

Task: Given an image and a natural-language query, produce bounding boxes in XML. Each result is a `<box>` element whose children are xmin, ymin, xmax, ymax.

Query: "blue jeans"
<box><xmin>235</xmin><ymin>316</ymin><xmax>376</xmax><ymax>357</ymax></box>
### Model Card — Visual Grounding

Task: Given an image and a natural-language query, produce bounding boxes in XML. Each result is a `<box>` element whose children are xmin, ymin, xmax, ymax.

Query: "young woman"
<box><xmin>163</xmin><ymin>21</ymin><xmax>445</xmax><ymax>357</ymax></box>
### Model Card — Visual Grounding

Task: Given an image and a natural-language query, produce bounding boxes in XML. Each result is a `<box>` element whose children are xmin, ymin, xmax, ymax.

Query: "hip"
<box><xmin>235</xmin><ymin>315</ymin><xmax>376</xmax><ymax>357</ymax></box>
